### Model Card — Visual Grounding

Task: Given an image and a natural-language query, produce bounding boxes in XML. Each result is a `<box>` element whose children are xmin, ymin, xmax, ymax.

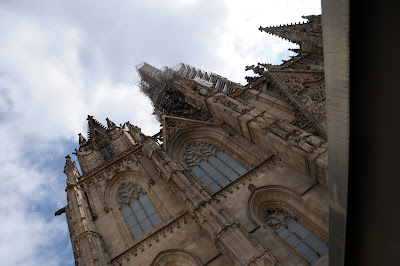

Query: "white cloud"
<box><xmin>0</xmin><ymin>0</ymin><xmax>321</xmax><ymax>265</ymax></box>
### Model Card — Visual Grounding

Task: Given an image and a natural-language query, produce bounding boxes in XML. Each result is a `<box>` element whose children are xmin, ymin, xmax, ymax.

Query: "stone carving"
<box><xmin>289</xmin><ymin>132</ymin><xmax>324</xmax><ymax>153</ymax></box>
<box><xmin>151</xmin><ymin>131</ymin><xmax>163</xmax><ymax>147</ymax></box>
<box><xmin>254</xmin><ymin>112</ymin><xmax>277</xmax><ymax>130</ymax></box>
<box><xmin>125</xmin><ymin>122</ymin><xmax>146</xmax><ymax>144</ymax></box>
<box><xmin>268</xmin><ymin>123</ymin><xmax>291</xmax><ymax>140</ymax></box>
<box><xmin>248</xmin><ymin>183</ymin><xmax>257</xmax><ymax>192</ymax></box>
<box><xmin>291</xmin><ymin>112</ymin><xmax>310</xmax><ymax>129</ymax></box>
<box><xmin>61</xmin><ymin>15</ymin><xmax>330</xmax><ymax>266</ymax></box>
<box><xmin>106</xmin><ymin>118</ymin><xmax>116</xmax><ymax>130</ymax></box>
<box><xmin>169</xmin><ymin>107</ymin><xmax>210</xmax><ymax>121</ymax></box>
<box><xmin>268</xmin><ymin>120</ymin><xmax>326</xmax><ymax>155</ymax></box>
<box><xmin>275</xmin><ymin>73</ymin><xmax>326</xmax><ymax>126</ymax></box>
<box><xmin>213</xmin><ymin>94</ymin><xmax>249</xmax><ymax>114</ymax></box>
<box><xmin>263</xmin><ymin>254</ymin><xmax>276</xmax><ymax>265</ymax></box>
<box><xmin>165</xmin><ymin>120</ymin><xmax>186</xmax><ymax>141</ymax></box>
<box><xmin>245</xmin><ymin>64</ymin><xmax>265</xmax><ymax>75</ymax></box>
<box><xmin>291</xmin><ymin>112</ymin><xmax>325</xmax><ymax>140</ymax></box>
<box><xmin>78</xmin><ymin>133</ymin><xmax>87</xmax><ymax>145</ymax></box>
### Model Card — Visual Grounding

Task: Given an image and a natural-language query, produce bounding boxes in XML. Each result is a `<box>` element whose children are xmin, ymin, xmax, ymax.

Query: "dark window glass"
<box><xmin>99</xmin><ymin>143</ymin><xmax>114</xmax><ymax>161</ymax></box>
<box><xmin>184</xmin><ymin>143</ymin><xmax>248</xmax><ymax>193</ymax></box>
<box><xmin>265</xmin><ymin>208</ymin><xmax>328</xmax><ymax>264</ymax></box>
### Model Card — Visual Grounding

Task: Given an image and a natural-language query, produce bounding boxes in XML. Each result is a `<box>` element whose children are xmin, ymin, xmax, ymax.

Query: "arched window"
<box><xmin>184</xmin><ymin>142</ymin><xmax>247</xmax><ymax>193</ymax></box>
<box><xmin>98</xmin><ymin>142</ymin><xmax>114</xmax><ymax>161</ymax></box>
<box><xmin>116</xmin><ymin>182</ymin><xmax>162</xmax><ymax>239</ymax></box>
<box><xmin>265</xmin><ymin>208</ymin><xmax>328</xmax><ymax>264</ymax></box>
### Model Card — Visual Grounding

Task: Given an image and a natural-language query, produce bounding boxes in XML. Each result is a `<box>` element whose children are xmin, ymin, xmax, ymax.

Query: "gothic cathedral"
<box><xmin>57</xmin><ymin>15</ymin><xmax>328</xmax><ymax>265</ymax></box>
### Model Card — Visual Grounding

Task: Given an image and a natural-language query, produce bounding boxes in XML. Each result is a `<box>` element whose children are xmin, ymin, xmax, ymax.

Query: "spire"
<box><xmin>259</xmin><ymin>15</ymin><xmax>322</xmax><ymax>55</ymax></box>
<box><xmin>125</xmin><ymin>121</ymin><xmax>147</xmax><ymax>144</ymax></box>
<box><xmin>136</xmin><ymin>62</ymin><xmax>189</xmax><ymax>116</ymax></box>
<box><xmin>259</xmin><ymin>22</ymin><xmax>304</xmax><ymax>44</ymax></box>
<box><xmin>63</xmin><ymin>155</ymin><xmax>80</xmax><ymax>185</ymax></box>
<box><xmin>106</xmin><ymin>118</ymin><xmax>116</xmax><ymax>130</ymax></box>
<box><xmin>78</xmin><ymin>133</ymin><xmax>86</xmax><ymax>146</ymax></box>
<box><xmin>86</xmin><ymin>115</ymin><xmax>109</xmax><ymax>142</ymax></box>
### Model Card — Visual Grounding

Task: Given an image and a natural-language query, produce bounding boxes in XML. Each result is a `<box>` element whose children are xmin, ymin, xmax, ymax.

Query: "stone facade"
<box><xmin>57</xmin><ymin>15</ymin><xmax>329</xmax><ymax>265</ymax></box>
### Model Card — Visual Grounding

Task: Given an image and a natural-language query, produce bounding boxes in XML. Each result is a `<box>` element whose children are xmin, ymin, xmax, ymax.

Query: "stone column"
<box><xmin>64</xmin><ymin>156</ymin><xmax>111</xmax><ymax>266</ymax></box>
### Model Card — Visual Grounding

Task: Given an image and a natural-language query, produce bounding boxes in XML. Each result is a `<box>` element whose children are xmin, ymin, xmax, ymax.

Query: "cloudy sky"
<box><xmin>0</xmin><ymin>0</ymin><xmax>321</xmax><ymax>265</ymax></box>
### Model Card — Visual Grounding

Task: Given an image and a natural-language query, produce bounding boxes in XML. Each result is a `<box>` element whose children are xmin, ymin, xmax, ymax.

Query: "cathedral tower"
<box><xmin>57</xmin><ymin>15</ymin><xmax>328</xmax><ymax>266</ymax></box>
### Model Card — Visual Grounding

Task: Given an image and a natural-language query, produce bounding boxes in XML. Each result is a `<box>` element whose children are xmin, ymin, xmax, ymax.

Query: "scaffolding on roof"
<box><xmin>136</xmin><ymin>62</ymin><xmax>188</xmax><ymax>115</ymax></box>
<box><xmin>171</xmin><ymin>63</ymin><xmax>238</xmax><ymax>94</ymax></box>
<box><xmin>135</xmin><ymin>62</ymin><xmax>240</xmax><ymax>115</ymax></box>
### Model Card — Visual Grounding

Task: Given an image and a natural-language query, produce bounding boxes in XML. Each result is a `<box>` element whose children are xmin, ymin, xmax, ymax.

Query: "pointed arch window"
<box><xmin>98</xmin><ymin>142</ymin><xmax>114</xmax><ymax>161</ymax></box>
<box><xmin>184</xmin><ymin>143</ymin><xmax>247</xmax><ymax>193</ymax></box>
<box><xmin>265</xmin><ymin>208</ymin><xmax>328</xmax><ymax>264</ymax></box>
<box><xmin>116</xmin><ymin>182</ymin><xmax>162</xmax><ymax>239</ymax></box>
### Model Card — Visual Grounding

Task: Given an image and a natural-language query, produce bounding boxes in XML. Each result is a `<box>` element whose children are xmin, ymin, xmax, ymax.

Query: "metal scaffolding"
<box><xmin>136</xmin><ymin>62</ymin><xmax>188</xmax><ymax>115</ymax></box>
<box><xmin>136</xmin><ymin>62</ymin><xmax>239</xmax><ymax>116</ymax></box>
<box><xmin>170</xmin><ymin>63</ymin><xmax>238</xmax><ymax>95</ymax></box>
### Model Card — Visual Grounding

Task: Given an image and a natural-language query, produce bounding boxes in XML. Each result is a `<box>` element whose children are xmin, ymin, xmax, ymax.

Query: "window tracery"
<box><xmin>265</xmin><ymin>208</ymin><xmax>328</xmax><ymax>264</ymax></box>
<box><xmin>184</xmin><ymin>142</ymin><xmax>247</xmax><ymax>193</ymax></box>
<box><xmin>116</xmin><ymin>182</ymin><xmax>161</xmax><ymax>239</ymax></box>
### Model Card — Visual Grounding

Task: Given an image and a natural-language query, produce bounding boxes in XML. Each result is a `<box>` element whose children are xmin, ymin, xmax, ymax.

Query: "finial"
<box><xmin>64</xmin><ymin>154</ymin><xmax>80</xmax><ymax>184</ymax></box>
<box><xmin>64</xmin><ymin>154</ymin><xmax>74</xmax><ymax>172</ymax></box>
<box><xmin>125</xmin><ymin>121</ymin><xmax>145</xmax><ymax>143</ymax></box>
<box><xmin>106</xmin><ymin>118</ymin><xmax>116</xmax><ymax>129</ymax></box>
<box><xmin>78</xmin><ymin>133</ymin><xmax>87</xmax><ymax>145</ymax></box>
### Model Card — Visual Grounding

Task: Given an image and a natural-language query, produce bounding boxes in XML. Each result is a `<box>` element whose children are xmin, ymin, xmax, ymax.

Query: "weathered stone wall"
<box><xmin>70</xmin><ymin>145</ymin><xmax>229</xmax><ymax>265</ymax></box>
<box><xmin>76</xmin><ymin>129</ymin><xmax>136</xmax><ymax>175</ymax></box>
<box><xmin>210</xmin><ymin>154</ymin><xmax>328</xmax><ymax>265</ymax></box>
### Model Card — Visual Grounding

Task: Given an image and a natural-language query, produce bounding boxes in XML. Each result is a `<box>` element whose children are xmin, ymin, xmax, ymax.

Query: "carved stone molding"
<box><xmin>213</xmin><ymin>93</ymin><xmax>250</xmax><ymax>114</ymax></box>
<box><xmin>110</xmin><ymin>213</ymin><xmax>191</xmax><ymax>265</ymax></box>
<box><xmin>79</xmin><ymin>146</ymin><xmax>141</xmax><ymax>181</ymax></box>
<box><xmin>267</xmin><ymin>120</ymin><xmax>327</xmax><ymax>156</ymax></box>
<box><xmin>273</xmin><ymin>72</ymin><xmax>326</xmax><ymax>128</ymax></box>
<box><xmin>78</xmin><ymin>146</ymin><xmax>143</xmax><ymax>183</ymax></box>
